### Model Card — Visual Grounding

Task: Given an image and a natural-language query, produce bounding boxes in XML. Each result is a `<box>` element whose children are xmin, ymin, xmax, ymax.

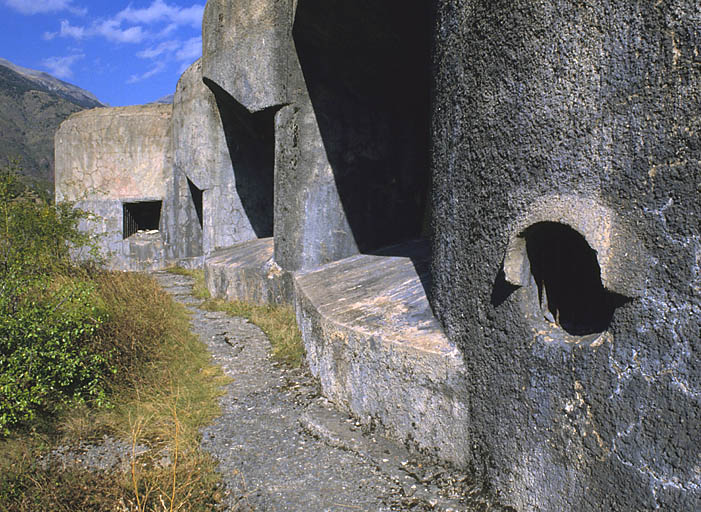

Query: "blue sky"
<box><xmin>1</xmin><ymin>0</ymin><xmax>204</xmax><ymax>106</ymax></box>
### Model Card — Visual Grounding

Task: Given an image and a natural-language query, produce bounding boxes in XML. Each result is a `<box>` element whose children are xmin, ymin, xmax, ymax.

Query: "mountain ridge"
<box><xmin>0</xmin><ymin>58</ymin><xmax>105</xmax><ymax>109</ymax></box>
<box><xmin>0</xmin><ymin>57</ymin><xmax>105</xmax><ymax>190</ymax></box>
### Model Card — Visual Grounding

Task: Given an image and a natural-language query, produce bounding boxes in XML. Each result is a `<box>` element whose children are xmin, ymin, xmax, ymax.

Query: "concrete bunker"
<box><xmin>292</xmin><ymin>0</ymin><xmax>431</xmax><ymax>252</ymax></box>
<box><xmin>204</xmin><ymin>78</ymin><xmax>275</xmax><ymax>239</ymax></box>
<box><xmin>123</xmin><ymin>200</ymin><xmax>162</xmax><ymax>239</ymax></box>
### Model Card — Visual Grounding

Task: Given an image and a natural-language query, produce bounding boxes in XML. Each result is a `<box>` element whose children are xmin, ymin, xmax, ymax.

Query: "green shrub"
<box><xmin>0</xmin><ymin>163</ymin><xmax>108</xmax><ymax>433</ymax></box>
<box><xmin>0</xmin><ymin>161</ymin><xmax>95</xmax><ymax>275</ymax></box>
<box><xmin>0</xmin><ymin>273</ymin><xmax>112</xmax><ymax>433</ymax></box>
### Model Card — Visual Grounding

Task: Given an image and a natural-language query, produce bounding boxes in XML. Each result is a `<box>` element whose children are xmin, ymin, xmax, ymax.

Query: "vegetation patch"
<box><xmin>166</xmin><ymin>266</ymin><xmax>209</xmax><ymax>300</ymax></box>
<box><xmin>0</xmin><ymin>166</ymin><xmax>228</xmax><ymax>511</ymax></box>
<box><xmin>167</xmin><ymin>267</ymin><xmax>306</xmax><ymax>368</ymax></box>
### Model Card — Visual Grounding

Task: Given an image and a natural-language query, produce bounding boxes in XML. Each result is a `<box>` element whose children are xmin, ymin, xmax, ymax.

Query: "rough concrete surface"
<box><xmin>294</xmin><ymin>240</ymin><xmax>472</xmax><ymax>468</ymax></box>
<box><xmin>165</xmin><ymin>59</ymin><xmax>263</xmax><ymax>264</ymax></box>
<box><xmin>206</xmin><ymin>237</ymin><xmax>293</xmax><ymax>305</ymax></box>
<box><xmin>431</xmin><ymin>1</ymin><xmax>700</xmax><ymax>510</ymax></box>
<box><xmin>55</xmin><ymin>104</ymin><xmax>172</xmax><ymax>203</ymax></box>
<box><xmin>54</xmin><ymin>104</ymin><xmax>172</xmax><ymax>271</ymax></box>
<box><xmin>153</xmin><ymin>270</ymin><xmax>512</xmax><ymax>512</ymax></box>
<box><xmin>202</xmin><ymin>0</ymin><xmax>291</xmax><ymax>113</ymax></box>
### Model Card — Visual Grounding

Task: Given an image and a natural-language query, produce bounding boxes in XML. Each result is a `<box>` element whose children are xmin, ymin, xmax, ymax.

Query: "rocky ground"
<box><xmin>52</xmin><ymin>271</ymin><xmax>511</xmax><ymax>512</ymax></box>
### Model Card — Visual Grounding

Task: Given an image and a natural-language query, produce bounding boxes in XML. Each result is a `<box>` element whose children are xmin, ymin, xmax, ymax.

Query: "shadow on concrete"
<box><xmin>490</xmin><ymin>223</ymin><xmax>633</xmax><ymax>336</ymax></box>
<box><xmin>490</xmin><ymin>265</ymin><xmax>520</xmax><ymax>308</ymax></box>
<box><xmin>293</xmin><ymin>0</ymin><xmax>432</xmax><ymax>254</ymax></box>
<box><xmin>204</xmin><ymin>78</ymin><xmax>276</xmax><ymax>238</ymax></box>
<box><xmin>372</xmin><ymin>238</ymin><xmax>433</xmax><ymax>302</ymax></box>
<box><xmin>524</xmin><ymin>222</ymin><xmax>630</xmax><ymax>335</ymax></box>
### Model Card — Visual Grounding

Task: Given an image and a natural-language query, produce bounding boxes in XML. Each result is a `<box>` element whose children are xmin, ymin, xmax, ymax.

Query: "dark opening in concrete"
<box><xmin>123</xmin><ymin>200</ymin><xmax>162</xmax><ymax>239</ymax></box>
<box><xmin>187</xmin><ymin>177</ymin><xmax>204</xmax><ymax>229</ymax></box>
<box><xmin>293</xmin><ymin>0</ymin><xmax>431</xmax><ymax>253</ymax></box>
<box><xmin>523</xmin><ymin>222</ymin><xmax>619</xmax><ymax>336</ymax></box>
<box><xmin>204</xmin><ymin>78</ymin><xmax>275</xmax><ymax>238</ymax></box>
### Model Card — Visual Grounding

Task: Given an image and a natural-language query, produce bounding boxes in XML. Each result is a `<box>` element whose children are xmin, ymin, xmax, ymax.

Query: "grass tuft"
<box><xmin>202</xmin><ymin>298</ymin><xmax>305</xmax><ymax>368</ymax></box>
<box><xmin>165</xmin><ymin>266</ymin><xmax>305</xmax><ymax>368</ymax></box>
<box><xmin>0</xmin><ymin>272</ymin><xmax>229</xmax><ymax>511</ymax></box>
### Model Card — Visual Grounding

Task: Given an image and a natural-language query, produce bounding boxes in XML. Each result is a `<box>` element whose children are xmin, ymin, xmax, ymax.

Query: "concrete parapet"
<box><xmin>294</xmin><ymin>240</ymin><xmax>472</xmax><ymax>466</ymax></box>
<box><xmin>204</xmin><ymin>237</ymin><xmax>472</xmax><ymax>465</ymax></box>
<box><xmin>205</xmin><ymin>238</ymin><xmax>292</xmax><ymax>305</ymax></box>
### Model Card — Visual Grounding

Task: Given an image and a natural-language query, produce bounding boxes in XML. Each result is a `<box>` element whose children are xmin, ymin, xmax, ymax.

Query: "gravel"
<box><xmin>46</xmin><ymin>271</ymin><xmax>511</xmax><ymax>511</ymax></box>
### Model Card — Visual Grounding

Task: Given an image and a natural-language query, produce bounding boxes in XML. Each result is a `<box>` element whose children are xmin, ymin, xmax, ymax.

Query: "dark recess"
<box><xmin>123</xmin><ymin>200</ymin><xmax>162</xmax><ymax>239</ymax></box>
<box><xmin>293</xmin><ymin>0</ymin><xmax>432</xmax><ymax>253</ymax></box>
<box><xmin>187</xmin><ymin>177</ymin><xmax>204</xmax><ymax>229</ymax></box>
<box><xmin>523</xmin><ymin>222</ymin><xmax>625</xmax><ymax>335</ymax></box>
<box><xmin>204</xmin><ymin>78</ymin><xmax>275</xmax><ymax>238</ymax></box>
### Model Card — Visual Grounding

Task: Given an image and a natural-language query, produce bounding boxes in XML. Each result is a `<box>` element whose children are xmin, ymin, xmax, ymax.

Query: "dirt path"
<box><xmin>152</xmin><ymin>271</ymin><xmax>506</xmax><ymax>512</ymax></box>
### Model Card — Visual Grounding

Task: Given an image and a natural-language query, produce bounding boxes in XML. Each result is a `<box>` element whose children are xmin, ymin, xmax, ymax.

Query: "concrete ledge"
<box><xmin>205</xmin><ymin>238</ymin><xmax>292</xmax><ymax>304</ymax></box>
<box><xmin>293</xmin><ymin>240</ymin><xmax>471</xmax><ymax>466</ymax></box>
<box><xmin>205</xmin><ymin>238</ymin><xmax>471</xmax><ymax>464</ymax></box>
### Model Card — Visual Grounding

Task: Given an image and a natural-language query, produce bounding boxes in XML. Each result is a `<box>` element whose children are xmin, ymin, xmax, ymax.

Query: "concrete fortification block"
<box><xmin>55</xmin><ymin>104</ymin><xmax>172</xmax><ymax>271</ymax></box>
<box><xmin>52</xmin><ymin>1</ymin><xmax>699</xmax><ymax>509</ymax></box>
<box><xmin>431</xmin><ymin>1</ymin><xmax>700</xmax><ymax>510</ymax></box>
<box><xmin>55</xmin><ymin>104</ymin><xmax>172</xmax><ymax>203</ymax></box>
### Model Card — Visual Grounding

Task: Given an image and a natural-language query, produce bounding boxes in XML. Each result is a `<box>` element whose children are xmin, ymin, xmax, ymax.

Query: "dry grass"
<box><xmin>166</xmin><ymin>266</ymin><xmax>210</xmax><ymax>300</ymax></box>
<box><xmin>202</xmin><ymin>298</ymin><xmax>305</xmax><ymax>368</ymax></box>
<box><xmin>166</xmin><ymin>267</ymin><xmax>305</xmax><ymax>368</ymax></box>
<box><xmin>0</xmin><ymin>271</ymin><xmax>229</xmax><ymax>512</ymax></box>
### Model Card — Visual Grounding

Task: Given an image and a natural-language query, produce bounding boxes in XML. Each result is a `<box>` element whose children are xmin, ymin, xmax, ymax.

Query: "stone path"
<box><xmin>152</xmin><ymin>271</ymin><xmax>509</xmax><ymax>512</ymax></box>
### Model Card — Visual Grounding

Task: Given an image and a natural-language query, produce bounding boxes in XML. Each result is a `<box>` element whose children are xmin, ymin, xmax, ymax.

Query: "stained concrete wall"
<box><xmin>55</xmin><ymin>104</ymin><xmax>172</xmax><ymax>270</ymax></box>
<box><xmin>55</xmin><ymin>104</ymin><xmax>171</xmax><ymax>202</ymax></box>
<box><xmin>431</xmin><ymin>1</ymin><xmax>700</xmax><ymax>510</ymax></box>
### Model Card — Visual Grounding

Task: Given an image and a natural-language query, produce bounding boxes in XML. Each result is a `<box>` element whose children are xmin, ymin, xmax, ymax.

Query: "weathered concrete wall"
<box><xmin>203</xmin><ymin>0</ymin><xmax>356</xmax><ymax>272</ymax></box>
<box><xmin>55</xmin><ymin>104</ymin><xmax>171</xmax><ymax>202</ymax></box>
<box><xmin>431</xmin><ymin>1</ymin><xmax>700</xmax><ymax>510</ymax></box>
<box><xmin>201</xmin><ymin>0</ymin><xmax>432</xmax><ymax>272</ymax></box>
<box><xmin>291</xmin><ymin>0</ymin><xmax>431</xmax><ymax>254</ymax></box>
<box><xmin>164</xmin><ymin>59</ymin><xmax>264</xmax><ymax>264</ymax></box>
<box><xmin>55</xmin><ymin>104</ymin><xmax>172</xmax><ymax>270</ymax></box>
<box><xmin>205</xmin><ymin>238</ymin><xmax>292</xmax><ymax>305</ymax></box>
<box><xmin>294</xmin><ymin>240</ymin><xmax>472</xmax><ymax>467</ymax></box>
<box><xmin>201</xmin><ymin>0</ymin><xmax>289</xmax><ymax>113</ymax></box>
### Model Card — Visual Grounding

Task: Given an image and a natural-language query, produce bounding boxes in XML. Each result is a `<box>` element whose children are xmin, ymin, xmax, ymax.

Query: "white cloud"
<box><xmin>132</xmin><ymin>36</ymin><xmax>201</xmax><ymax>81</ymax></box>
<box><xmin>41</xmin><ymin>53</ymin><xmax>85</xmax><ymax>79</ymax></box>
<box><xmin>59</xmin><ymin>20</ymin><xmax>86</xmax><ymax>39</ymax></box>
<box><xmin>175</xmin><ymin>37</ymin><xmax>201</xmax><ymax>62</ymax></box>
<box><xmin>4</xmin><ymin>0</ymin><xmax>86</xmax><ymax>15</ymax></box>
<box><xmin>127</xmin><ymin>61</ymin><xmax>167</xmax><ymax>84</ymax></box>
<box><xmin>116</xmin><ymin>0</ymin><xmax>204</xmax><ymax>29</ymax></box>
<box><xmin>40</xmin><ymin>2</ymin><xmax>204</xmax><ymax>86</ymax></box>
<box><xmin>94</xmin><ymin>19</ymin><xmax>147</xmax><ymax>43</ymax></box>
<box><xmin>58</xmin><ymin>19</ymin><xmax>147</xmax><ymax>44</ymax></box>
<box><xmin>52</xmin><ymin>2</ymin><xmax>203</xmax><ymax>46</ymax></box>
<box><xmin>137</xmin><ymin>40</ymin><xmax>180</xmax><ymax>60</ymax></box>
